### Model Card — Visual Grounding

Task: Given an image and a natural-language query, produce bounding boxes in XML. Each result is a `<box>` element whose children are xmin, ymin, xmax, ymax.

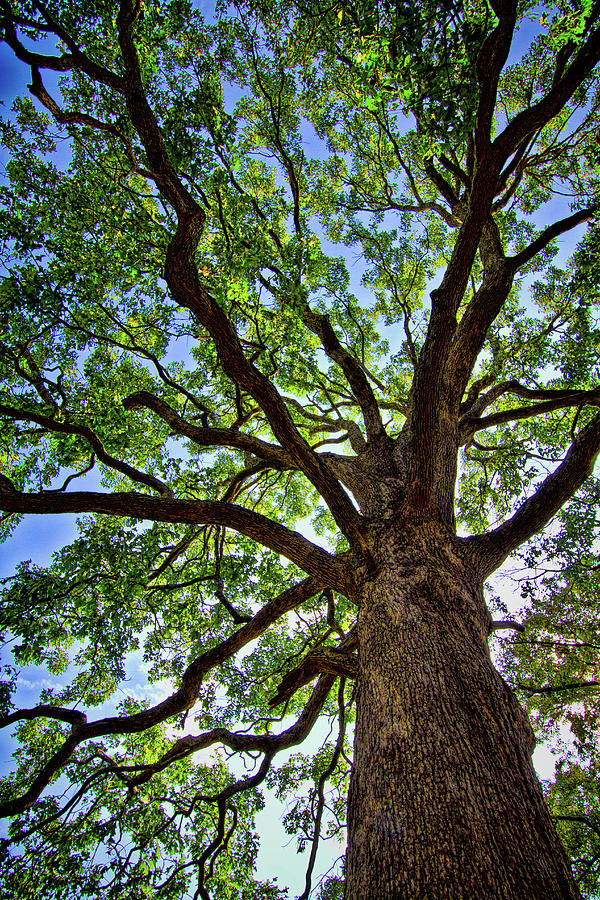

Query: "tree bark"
<box><xmin>345</xmin><ymin>522</ymin><xmax>581</xmax><ymax>899</ymax></box>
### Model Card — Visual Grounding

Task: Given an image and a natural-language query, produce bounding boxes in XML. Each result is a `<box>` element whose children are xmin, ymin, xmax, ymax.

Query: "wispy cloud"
<box><xmin>17</xmin><ymin>676</ymin><xmax>63</xmax><ymax>692</ymax></box>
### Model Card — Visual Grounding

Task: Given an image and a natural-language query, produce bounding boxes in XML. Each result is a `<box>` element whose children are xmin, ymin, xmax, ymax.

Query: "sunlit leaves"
<box><xmin>1</xmin><ymin>0</ymin><xmax>600</xmax><ymax>894</ymax></box>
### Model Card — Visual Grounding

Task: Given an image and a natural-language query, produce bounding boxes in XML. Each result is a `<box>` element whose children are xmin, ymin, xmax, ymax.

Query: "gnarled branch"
<box><xmin>0</xmin><ymin>573</ymin><xmax>331</xmax><ymax>816</ymax></box>
<box><xmin>468</xmin><ymin>413</ymin><xmax>600</xmax><ymax>577</ymax></box>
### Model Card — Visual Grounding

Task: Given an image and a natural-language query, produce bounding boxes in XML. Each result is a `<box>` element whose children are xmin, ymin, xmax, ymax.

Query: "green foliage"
<box><xmin>0</xmin><ymin>0</ymin><xmax>599</xmax><ymax>895</ymax></box>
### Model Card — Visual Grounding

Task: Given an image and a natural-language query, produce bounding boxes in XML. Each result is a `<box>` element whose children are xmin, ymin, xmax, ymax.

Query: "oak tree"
<box><xmin>1</xmin><ymin>0</ymin><xmax>600</xmax><ymax>897</ymax></box>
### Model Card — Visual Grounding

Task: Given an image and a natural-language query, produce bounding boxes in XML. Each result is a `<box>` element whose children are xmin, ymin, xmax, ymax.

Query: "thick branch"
<box><xmin>448</xmin><ymin>170</ymin><xmax>596</xmax><ymax>409</ymax></box>
<box><xmin>0</xmin><ymin>402</ymin><xmax>172</xmax><ymax>496</ymax></box>
<box><xmin>110</xmin><ymin>4</ymin><xmax>371</xmax><ymax>558</ymax></box>
<box><xmin>0</xmin><ymin>489</ymin><xmax>348</xmax><ymax>588</ymax></box>
<box><xmin>403</xmin><ymin>176</ymin><xmax>507</xmax><ymax>510</ymax></box>
<box><xmin>475</xmin><ymin>0</ymin><xmax>517</xmax><ymax>155</ymax></box>
<box><xmin>490</xmin><ymin>620</ymin><xmax>524</xmax><ymax>633</ymax></box>
<box><xmin>494</xmin><ymin>23</ymin><xmax>600</xmax><ymax>160</ymax></box>
<box><xmin>14</xmin><ymin>0</ymin><xmax>370</xmax><ymax>559</ymax></box>
<box><xmin>468</xmin><ymin>414</ymin><xmax>600</xmax><ymax>577</ymax></box>
<box><xmin>446</xmin><ymin>228</ymin><xmax>512</xmax><ymax>409</ymax></box>
<box><xmin>116</xmin><ymin>1</ymin><xmax>198</xmax><ymax>215</ymax></box>
<box><xmin>439</xmin><ymin>153</ymin><xmax>470</xmax><ymax>191</ymax></box>
<box><xmin>444</xmin><ymin>29</ymin><xmax>600</xmax><ymax>415</ymax></box>
<box><xmin>1</xmin><ymin>705</ymin><xmax>87</xmax><ymax>728</ymax></box>
<box><xmin>165</xmin><ymin>240</ymin><xmax>371</xmax><ymax>557</ymax></box>
<box><xmin>424</xmin><ymin>159</ymin><xmax>459</xmax><ymax>208</ymax></box>
<box><xmin>123</xmin><ymin>391</ymin><xmax>296</xmax><ymax>469</ymax></box>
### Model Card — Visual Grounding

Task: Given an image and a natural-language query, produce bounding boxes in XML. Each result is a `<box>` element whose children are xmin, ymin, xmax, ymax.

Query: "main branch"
<box><xmin>0</xmin><ymin>488</ymin><xmax>348</xmax><ymax>588</ymax></box>
<box><xmin>114</xmin><ymin>1</ymin><xmax>370</xmax><ymax>558</ymax></box>
<box><xmin>468</xmin><ymin>414</ymin><xmax>600</xmax><ymax>576</ymax></box>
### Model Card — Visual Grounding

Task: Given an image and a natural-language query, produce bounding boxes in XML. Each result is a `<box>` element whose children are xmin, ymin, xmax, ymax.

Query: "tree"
<box><xmin>1</xmin><ymin>0</ymin><xmax>600</xmax><ymax>895</ymax></box>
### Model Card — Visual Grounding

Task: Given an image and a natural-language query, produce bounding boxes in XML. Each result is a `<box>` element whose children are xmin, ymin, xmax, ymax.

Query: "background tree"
<box><xmin>1</xmin><ymin>0</ymin><xmax>600</xmax><ymax>896</ymax></box>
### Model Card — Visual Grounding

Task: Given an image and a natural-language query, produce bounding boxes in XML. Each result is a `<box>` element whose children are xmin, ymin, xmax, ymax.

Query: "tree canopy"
<box><xmin>1</xmin><ymin>0</ymin><xmax>600</xmax><ymax>897</ymax></box>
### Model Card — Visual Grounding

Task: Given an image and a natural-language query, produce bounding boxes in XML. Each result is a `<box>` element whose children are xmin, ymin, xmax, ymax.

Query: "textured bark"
<box><xmin>3</xmin><ymin>4</ymin><xmax>600</xmax><ymax>893</ymax></box>
<box><xmin>345</xmin><ymin>521</ymin><xmax>581</xmax><ymax>900</ymax></box>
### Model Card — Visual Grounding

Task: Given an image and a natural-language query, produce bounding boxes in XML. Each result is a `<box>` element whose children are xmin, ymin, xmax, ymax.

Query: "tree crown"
<box><xmin>1</xmin><ymin>0</ymin><xmax>600</xmax><ymax>895</ymax></box>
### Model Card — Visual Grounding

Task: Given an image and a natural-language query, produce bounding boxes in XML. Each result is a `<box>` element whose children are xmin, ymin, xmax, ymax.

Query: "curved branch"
<box><xmin>165</xmin><ymin>225</ymin><xmax>370</xmax><ymax>564</ymax></box>
<box><xmin>128</xmin><ymin>673</ymin><xmax>337</xmax><ymax>787</ymax></box>
<box><xmin>467</xmin><ymin>414</ymin><xmax>600</xmax><ymax>577</ymax></box>
<box><xmin>510</xmin><ymin>206</ymin><xmax>598</xmax><ymax>271</ymax></box>
<box><xmin>0</xmin><ymin>489</ymin><xmax>349</xmax><ymax>588</ymax></box>
<box><xmin>459</xmin><ymin>388</ymin><xmax>600</xmax><ymax>443</ymax></box>
<box><xmin>115</xmin><ymin>5</ymin><xmax>369</xmax><ymax>559</ymax></box>
<box><xmin>1</xmin><ymin>705</ymin><xmax>87</xmax><ymax>728</ymax></box>
<box><xmin>0</xmin><ymin>0</ymin><xmax>124</xmax><ymax>91</ymax></box>
<box><xmin>0</xmin><ymin>402</ymin><xmax>172</xmax><ymax>496</ymax></box>
<box><xmin>6</xmin><ymin>0</ymin><xmax>371</xmax><ymax>561</ymax></box>
<box><xmin>116</xmin><ymin>0</ymin><xmax>198</xmax><ymax>215</ymax></box>
<box><xmin>0</xmin><ymin>730</ymin><xmax>82</xmax><ymax>819</ymax></box>
<box><xmin>0</xmin><ymin>574</ymin><xmax>330</xmax><ymax>816</ymax></box>
<box><xmin>29</xmin><ymin>67</ymin><xmax>153</xmax><ymax>178</ymax></box>
<box><xmin>196</xmin><ymin>797</ymin><xmax>232</xmax><ymax>900</ymax></box>
<box><xmin>123</xmin><ymin>391</ymin><xmax>296</xmax><ymax>469</ymax></box>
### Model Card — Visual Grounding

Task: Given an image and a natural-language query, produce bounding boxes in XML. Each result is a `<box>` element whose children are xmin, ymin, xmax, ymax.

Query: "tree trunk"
<box><xmin>345</xmin><ymin>523</ymin><xmax>581</xmax><ymax>899</ymax></box>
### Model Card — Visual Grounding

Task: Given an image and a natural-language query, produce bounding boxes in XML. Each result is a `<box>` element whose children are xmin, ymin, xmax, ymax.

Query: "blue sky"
<box><xmin>0</xmin><ymin>5</ymin><xmax>593</xmax><ymax>895</ymax></box>
<box><xmin>0</xmin><ymin>27</ymin><xmax>344</xmax><ymax>894</ymax></box>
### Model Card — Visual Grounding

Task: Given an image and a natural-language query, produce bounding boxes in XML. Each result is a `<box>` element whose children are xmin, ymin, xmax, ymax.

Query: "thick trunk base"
<box><xmin>345</xmin><ymin>536</ymin><xmax>580</xmax><ymax>900</ymax></box>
